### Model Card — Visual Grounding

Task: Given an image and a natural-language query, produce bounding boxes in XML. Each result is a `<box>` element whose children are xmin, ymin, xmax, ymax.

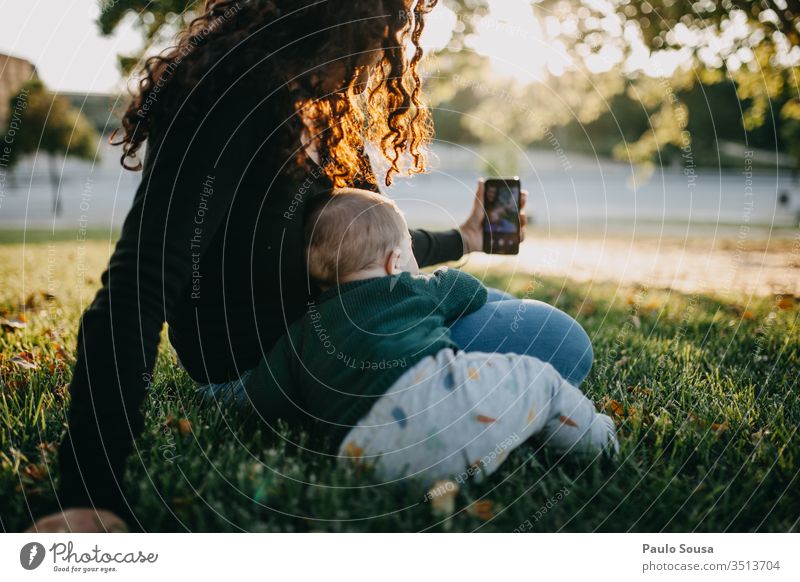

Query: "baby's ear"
<box><xmin>385</xmin><ymin>247</ymin><xmax>402</xmax><ymax>275</ymax></box>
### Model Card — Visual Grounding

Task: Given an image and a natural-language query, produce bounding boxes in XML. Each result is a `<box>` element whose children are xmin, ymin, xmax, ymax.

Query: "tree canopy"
<box><xmin>2</xmin><ymin>80</ymin><xmax>97</xmax><ymax>167</ymax></box>
<box><xmin>98</xmin><ymin>0</ymin><xmax>800</xmax><ymax>166</ymax></box>
<box><xmin>2</xmin><ymin>79</ymin><xmax>98</xmax><ymax>214</ymax></box>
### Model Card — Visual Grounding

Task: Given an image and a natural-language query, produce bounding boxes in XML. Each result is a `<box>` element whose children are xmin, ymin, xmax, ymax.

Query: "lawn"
<box><xmin>1</xmin><ymin>237</ymin><xmax>798</xmax><ymax>532</ymax></box>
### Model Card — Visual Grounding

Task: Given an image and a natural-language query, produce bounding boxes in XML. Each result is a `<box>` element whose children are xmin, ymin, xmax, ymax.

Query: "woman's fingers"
<box><xmin>460</xmin><ymin>179</ymin><xmax>486</xmax><ymax>254</ymax></box>
<box><xmin>520</xmin><ymin>189</ymin><xmax>528</xmax><ymax>241</ymax></box>
<box><xmin>471</xmin><ymin>179</ymin><xmax>485</xmax><ymax>226</ymax></box>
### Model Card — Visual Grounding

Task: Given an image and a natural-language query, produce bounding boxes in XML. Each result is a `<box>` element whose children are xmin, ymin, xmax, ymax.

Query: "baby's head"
<box><xmin>305</xmin><ymin>188</ymin><xmax>419</xmax><ymax>289</ymax></box>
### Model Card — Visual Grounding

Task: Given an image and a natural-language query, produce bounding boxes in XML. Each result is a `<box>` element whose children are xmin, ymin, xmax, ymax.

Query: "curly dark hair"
<box><xmin>112</xmin><ymin>0</ymin><xmax>438</xmax><ymax>187</ymax></box>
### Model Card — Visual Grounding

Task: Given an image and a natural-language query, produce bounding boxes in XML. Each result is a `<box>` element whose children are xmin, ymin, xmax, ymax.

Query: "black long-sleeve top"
<box><xmin>57</xmin><ymin>89</ymin><xmax>464</xmax><ymax>520</ymax></box>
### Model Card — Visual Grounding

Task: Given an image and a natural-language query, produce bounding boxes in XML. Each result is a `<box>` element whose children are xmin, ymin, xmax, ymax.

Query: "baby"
<box><xmin>243</xmin><ymin>188</ymin><xmax>617</xmax><ymax>486</ymax></box>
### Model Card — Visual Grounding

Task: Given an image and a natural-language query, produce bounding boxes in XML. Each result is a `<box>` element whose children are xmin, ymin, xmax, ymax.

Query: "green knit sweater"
<box><xmin>244</xmin><ymin>268</ymin><xmax>488</xmax><ymax>446</ymax></box>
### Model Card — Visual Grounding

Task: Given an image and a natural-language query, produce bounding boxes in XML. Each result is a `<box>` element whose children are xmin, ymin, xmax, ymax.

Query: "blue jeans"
<box><xmin>198</xmin><ymin>288</ymin><xmax>593</xmax><ymax>404</ymax></box>
<box><xmin>449</xmin><ymin>288</ymin><xmax>593</xmax><ymax>387</ymax></box>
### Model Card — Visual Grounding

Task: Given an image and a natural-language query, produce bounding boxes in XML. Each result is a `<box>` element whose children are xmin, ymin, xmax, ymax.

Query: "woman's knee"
<box><xmin>451</xmin><ymin>296</ymin><xmax>594</xmax><ymax>386</ymax></box>
<box><xmin>509</xmin><ymin>299</ymin><xmax>594</xmax><ymax>386</ymax></box>
<box><xmin>485</xmin><ymin>287</ymin><xmax>515</xmax><ymax>302</ymax></box>
<box><xmin>564</xmin><ymin>318</ymin><xmax>594</xmax><ymax>386</ymax></box>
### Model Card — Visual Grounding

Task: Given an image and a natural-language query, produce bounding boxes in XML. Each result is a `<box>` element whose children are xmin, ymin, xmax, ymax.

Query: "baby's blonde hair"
<box><xmin>305</xmin><ymin>188</ymin><xmax>408</xmax><ymax>287</ymax></box>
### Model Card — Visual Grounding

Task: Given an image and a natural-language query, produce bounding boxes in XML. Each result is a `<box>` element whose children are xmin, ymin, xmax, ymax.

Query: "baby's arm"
<box><xmin>416</xmin><ymin>267</ymin><xmax>488</xmax><ymax>322</ymax></box>
<box><xmin>243</xmin><ymin>331</ymin><xmax>306</xmax><ymax>424</ymax></box>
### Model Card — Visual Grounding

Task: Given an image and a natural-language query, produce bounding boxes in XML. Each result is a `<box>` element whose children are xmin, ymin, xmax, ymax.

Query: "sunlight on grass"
<box><xmin>0</xmin><ymin>240</ymin><xmax>798</xmax><ymax>532</ymax></box>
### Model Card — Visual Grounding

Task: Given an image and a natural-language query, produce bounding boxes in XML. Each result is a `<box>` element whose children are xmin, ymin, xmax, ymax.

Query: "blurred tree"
<box><xmin>97</xmin><ymin>0</ymin><xmax>205</xmax><ymax>73</ymax></box>
<box><xmin>98</xmin><ymin>0</ymin><xmax>800</xmax><ymax>166</ymax></box>
<box><xmin>1</xmin><ymin>80</ymin><xmax>98</xmax><ymax>216</ymax></box>
<box><xmin>530</xmin><ymin>0</ymin><xmax>800</xmax><ymax>166</ymax></box>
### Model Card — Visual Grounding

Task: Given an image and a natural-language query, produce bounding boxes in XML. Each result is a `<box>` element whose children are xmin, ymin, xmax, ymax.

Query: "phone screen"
<box><xmin>482</xmin><ymin>178</ymin><xmax>521</xmax><ymax>254</ymax></box>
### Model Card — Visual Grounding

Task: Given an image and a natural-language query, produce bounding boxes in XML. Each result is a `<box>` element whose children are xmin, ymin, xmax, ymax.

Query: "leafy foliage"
<box><xmin>1</xmin><ymin>80</ymin><xmax>97</xmax><ymax>169</ymax></box>
<box><xmin>97</xmin><ymin>0</ymin><xmax>800</xmax><ymax>166</ymax></box>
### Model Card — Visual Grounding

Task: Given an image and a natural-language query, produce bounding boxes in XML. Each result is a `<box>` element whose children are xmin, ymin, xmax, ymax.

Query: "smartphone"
<box><xmin>482</xmin><ymin>177</ymin><xmax>521</xmax><ymax>255</ymax></box>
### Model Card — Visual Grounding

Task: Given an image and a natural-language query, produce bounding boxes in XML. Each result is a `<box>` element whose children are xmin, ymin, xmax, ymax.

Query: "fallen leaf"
<box><xmin>468</xmin><ymin>499</ymin><xmax>494</xmax><ymax>521</ymax></box>
<box><xmin>22</xmin><ymin>463</ymin><xmax>46</xmax><ymax>481</ymax></box>
<box><xmin>475</xmin><ymin>414</ymin><xmax>496</xmax><ymax>424</ymax></box>
<box><xmin>178</xmin><ymin>418</ymin><xmax>193</xmax><ymax>436</ymax></box>
<box><xmin>688</xmin><ymin>413</ymin><xmax>729</xmax><ymax>435</ymax></box>
<box><xmin>711</xmin><ymin>421</ymin><xmax>729</xmax><ymax>434</ymax></box>
<box><xmin>777</xmin><ymin>296</ymin><xmax>795</xmax><ymax>310</ymax></box>
<box><xmin>750</xmin><ymin>428</ymin><xmax>771</xmax><ymax>444</ymax></box>
<box><xmin>627</xmin><ymin>385</ymin><xmax>653</xmax><ymax>397</ymax></box>
<box><xmin>37</xmin><ymin>442</ymin><xmax>58</xmax><ymax>455</ymax></box>
<box><xmin>52</xmin><ymin>342</ymin><xmax>69</xmax><ymax>360</ymax></box>
<box><xmin>10</xmin><ymin>353</ymin><xmax>38</xmax><ymax>370</ymax></box>
<box><xmin>343</xmin><ymin>441</ymin><xmax>364</xmax><ymax>461</ymax></box>
<box><xmin>602</xmin><ymin>398</ymin><xmax>625</xmax><ymax>419</ymax></box>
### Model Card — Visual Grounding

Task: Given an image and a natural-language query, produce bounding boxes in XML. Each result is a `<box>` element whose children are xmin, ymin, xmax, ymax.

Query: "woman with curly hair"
<box><xmin>31</xmin><ymin>0</ymin><xmax>593</xmax><ymax>532</ymax></box>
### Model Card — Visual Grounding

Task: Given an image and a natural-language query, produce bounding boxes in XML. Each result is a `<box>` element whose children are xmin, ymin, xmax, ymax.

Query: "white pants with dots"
<box><xmin>338</xmin><ymin>348</ymin><xmax>618</xmax><ymax>486</ymax></box>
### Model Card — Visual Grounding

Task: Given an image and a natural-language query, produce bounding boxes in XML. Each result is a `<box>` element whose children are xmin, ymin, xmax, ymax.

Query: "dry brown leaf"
<box><xmin>52</xmin><ymin>342</ymin><xmax>69</xmax><ymax>360</ymax></box>
<box><xmin>777</xmin><ymin>296</ymin><xmax>796</xmax><ymax>310</ymax></box>
<box><xmin>689</xmin><ymin>413</ymin><xmax>730</xmax><ymax>435</ymax></box>
<box><xmin>750</xmin><ymin>428</ymin><xmax>771</xmax><ymax>444</ymax></box>
<box><xmin>22</xmin><ymin>463</ymin><xmax>46</xmax><ymax>481</ymax></box>
<box><xmin>602</xmin><ymin>398</ymin><xmax>625</xmax><ymax>419</ymax></box>
<box><xmin>468</xmin><ymin>499</ymin><xmax>494</xmax><ymax>521</ymax></box>
<box><xmin>711</xmin><ymin>421</ymin><xmax>729</xmax><ymax>434</ymax></box>
<box><xmin>11</xmin><ymin>352</ymin><xmax>38</xmax><ymax>370</ymax></box>
<box><xmin>627</xmin><ymin>385</ymin><xmax>653</xmax><ymax>397</ymax></box>
<box><xmin>178</xmin><ymin>418</ymin><xmax>193</xmax><ymax>436</ymax></box>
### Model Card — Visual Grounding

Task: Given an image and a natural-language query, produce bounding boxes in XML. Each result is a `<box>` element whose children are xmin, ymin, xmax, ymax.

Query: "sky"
<box><xmin>0</xmin><ymin>0</ymin><xmax>688</xmax><ymax>94</ymax></box>
<box><xmin>0</xmin><ymin>0</ymin><xmax>142</xmax><ymax>93</ymax></box>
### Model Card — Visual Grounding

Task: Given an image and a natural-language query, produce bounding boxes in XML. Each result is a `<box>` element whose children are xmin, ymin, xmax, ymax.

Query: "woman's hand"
<box><xmin>26</xmin><ymin>508</ymin><xmax>128</xmax><ymax>533</ymax></box>
<box><xmin>459</xmin><ymin>179</ymin><xmax>528</xmax><ymax>254</ymax></box>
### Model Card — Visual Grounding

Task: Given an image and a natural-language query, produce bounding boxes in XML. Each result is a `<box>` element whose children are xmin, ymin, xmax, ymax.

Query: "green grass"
<box><xmin>0</xmin><ymin>240</ymin><xmax>798</xmax><ymax>532</ymax></box>
<box><xmin>0</xmin><ymin>229</ymin><xmax>119</xmax><ymax>245</ymax></box>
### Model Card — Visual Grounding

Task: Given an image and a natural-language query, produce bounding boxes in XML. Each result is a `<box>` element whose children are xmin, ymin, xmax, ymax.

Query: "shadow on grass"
<box><xmin>1</xmin><ymin>264</ymin><xmax>797</xmax><ymax>532</ymax></box>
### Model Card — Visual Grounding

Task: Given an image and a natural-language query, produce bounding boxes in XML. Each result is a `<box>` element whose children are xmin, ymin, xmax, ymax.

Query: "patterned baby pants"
<box><xmin>338</xmin><ymin>348</ymin><xmax>617</xmax><ymax>486</ymax></box>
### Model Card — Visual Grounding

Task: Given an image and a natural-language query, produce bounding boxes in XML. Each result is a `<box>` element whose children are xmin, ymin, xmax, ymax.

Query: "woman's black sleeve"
<box><xmin>409</xmin><ymin>228</ymin><xmax>464</xmax><ymax>268</ymax></box>
<box><xmin>57</xmin><ymin>117</ymin><xmax>247</xmax><ymax>520</ymax></box>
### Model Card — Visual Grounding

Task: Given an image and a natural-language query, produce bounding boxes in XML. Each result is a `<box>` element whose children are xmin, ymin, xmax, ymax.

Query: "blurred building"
<box><xmin>0</xmin><ymin>52</ymin><xmax>36</xmax><ymax>129</ymax></box>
